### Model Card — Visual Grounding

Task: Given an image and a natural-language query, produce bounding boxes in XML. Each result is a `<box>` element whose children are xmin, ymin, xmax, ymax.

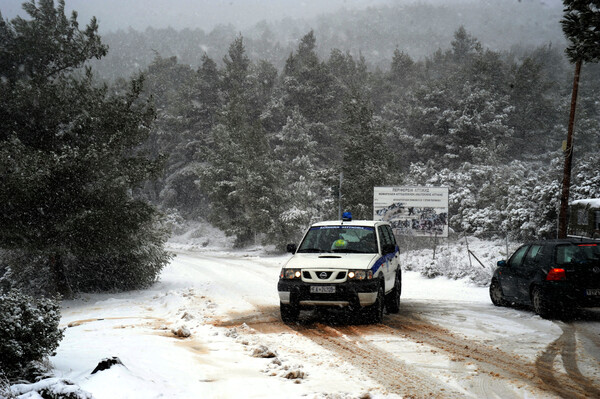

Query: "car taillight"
<box><xmin>546</xmin><ymin>268</ymin><xmax>566</xmax><ymax>281</ymax></box>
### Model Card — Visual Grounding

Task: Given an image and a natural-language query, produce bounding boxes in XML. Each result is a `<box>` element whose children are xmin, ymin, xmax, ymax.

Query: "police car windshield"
<box><xmin>297</xmin><ymin>226</ymin><xmax>377</xmax><ymax>254</ymax></box>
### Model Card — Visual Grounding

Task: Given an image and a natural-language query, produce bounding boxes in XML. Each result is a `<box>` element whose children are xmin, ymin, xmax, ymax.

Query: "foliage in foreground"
<box><xmin>0</xmin><ymin>289</ymin><xmax>63</xmax><ymax>380</ymax></box>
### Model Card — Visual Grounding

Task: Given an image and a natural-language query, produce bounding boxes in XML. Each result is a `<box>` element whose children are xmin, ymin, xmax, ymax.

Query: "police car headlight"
<box><xmin>348</xmin><ymin>270</ymin><xmax>373</xmax><ymax>280</ymax></box>
<box><xmin>280</xmin><ymin>268</ymin><xmax>301</xmax><ymax>279</ymax></box>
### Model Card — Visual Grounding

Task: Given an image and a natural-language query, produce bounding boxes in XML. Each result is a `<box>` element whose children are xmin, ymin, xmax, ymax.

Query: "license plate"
<box><xmin>310</xmin><ymin>286</ymin><xmax>335</xmax><ymax>294</ymax></box>
<box><xmin>586</xmin><ymin>289</ymin><xmax>600</xmax><ymax>296</ymax></box>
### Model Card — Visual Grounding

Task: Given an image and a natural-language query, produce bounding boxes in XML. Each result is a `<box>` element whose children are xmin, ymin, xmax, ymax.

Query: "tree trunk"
<box><xmin>50</xmin><ymin>254</ymin><xmax>73</xmax><ymax>298</ymax></box>
<box><xmin>558</xmin><ymin>59</ymin><xmax>582</xmax><ymax>239</ymax></box>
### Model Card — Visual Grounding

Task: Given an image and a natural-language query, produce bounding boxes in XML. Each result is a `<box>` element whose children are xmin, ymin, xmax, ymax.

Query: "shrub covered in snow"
<box><xmin>8</xmin><ymin>378</ymin><xmax>92</xmax><ymax>399</ymax></box>
<box><xmin>0</xmin><ymin>289</ymin><xmax>64</xmax><ymax>379</ymax></box>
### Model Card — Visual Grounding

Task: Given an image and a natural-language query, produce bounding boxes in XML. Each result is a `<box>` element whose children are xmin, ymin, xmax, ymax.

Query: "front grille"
<box><xmin>301</xmin><ymin>270</ymin><xmax>347</xmax><ymax>282</ymax></box>
<box><xmin>317</xmin><ymin>271</ymin><xmax>333</xmax><ymax>279</ymax></box>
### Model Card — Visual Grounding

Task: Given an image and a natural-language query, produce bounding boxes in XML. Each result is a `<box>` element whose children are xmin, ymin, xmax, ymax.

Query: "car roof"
<box><xmin>524</xmin><ymin>238</ymin><xmax>599</xmax><ymax>246</ymax></box>
<box><xmin>565</xmin><ymin>236</ymin><xmax>600</xmax><ymax>244</ymax></box>
<box><xmin>311</xmin><ymin>220</ymin><xmax>386</xmax><ymax>228</ymax></box>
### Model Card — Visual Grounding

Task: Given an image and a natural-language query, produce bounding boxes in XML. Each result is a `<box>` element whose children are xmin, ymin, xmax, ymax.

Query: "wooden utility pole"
<box><xmin>558</xmin><ymin>59</ymin><xmax>582</xmax><ymax>239</ymax></box>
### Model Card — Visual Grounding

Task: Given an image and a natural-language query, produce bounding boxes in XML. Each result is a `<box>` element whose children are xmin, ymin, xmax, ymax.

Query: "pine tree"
<box><xmin>141</xmin><ymin>54</ymin><xmax>212</xmax><ymax>217</ymax></box>
<box><xmin>202</xmin><ymin>36</ymin><xmax>276</xmax><ymax>246</ymax></box>
<box><xmin>451</xmin><ymin>26</ymin><xmax>482</xmax><ymax>64</ymax></box>
<box><xmin>341</xmin><ymin>91</ymin><xmax>394</xmax><ymax>220</ymax></box>
<box><xmin>0</xmin><ymin>1</ymin><xmax>170</xmax><ymax>295</ymax></box>
<box><xmin>508</xmin><ymin>56</ymin><xmax>557</xmax><ymax>156</ymax></box>
<box><xmin>390</xmin><ymin>49</ymin><xmax>415</xmax><ymax>86</ymax></box>
<box><xmin>270</xmin><ymin>109</ymin><xmax>328</xmax><ymax>244</ymax></box>
<box><xmin>282</xmin><ymin>31</ymin><xmax>337</xmax><ymax>124</ymax></box>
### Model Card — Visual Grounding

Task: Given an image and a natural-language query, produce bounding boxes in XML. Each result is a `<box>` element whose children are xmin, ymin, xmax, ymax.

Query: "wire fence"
<box><xmin>395</xmin><ymin>230</ymin><xmax>524</xmax><ymax>285</ymax></box>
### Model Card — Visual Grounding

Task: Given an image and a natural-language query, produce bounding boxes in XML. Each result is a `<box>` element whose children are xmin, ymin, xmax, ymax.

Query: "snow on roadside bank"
<box><xmin>401</xmin><ymin>236</ymin><xmax>517</xmax><ymax>286</ymax></box>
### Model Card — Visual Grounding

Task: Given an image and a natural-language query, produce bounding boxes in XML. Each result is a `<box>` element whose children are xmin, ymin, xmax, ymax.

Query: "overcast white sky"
<box><xmin>1</xmin><ymin>0</ymin><xmax>563</xmax><ymax>33</ymax></box>
<box><xmin>1</xmin><ymin>0</ymin><xmax>388</xmax><ymax>31</ymax></box>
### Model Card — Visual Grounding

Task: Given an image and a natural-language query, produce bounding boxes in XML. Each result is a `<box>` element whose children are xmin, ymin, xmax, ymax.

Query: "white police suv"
<box><xmin>277</xmin><ymin>213</ymin><xmax>401</xmax><ymax>323</ymax></box>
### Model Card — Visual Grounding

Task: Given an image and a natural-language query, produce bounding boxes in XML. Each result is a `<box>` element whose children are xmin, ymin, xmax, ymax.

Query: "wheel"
<box><xmin>489</xmin><ymin>279</ymin><xmax>507</xmax><ymax>307</ymax></box>
<box><xmin>366</xmin><ymin>282</ymin><xmax>384</xmax><ymax>324</ymax></box>
<box><xmin>531</xmin><ymin>287</ymin><xmax>553</xmax><ymax>319</ymax></box>
<box><xmin>385</xmin><ymin>271</ymin><xmax>401</xmax><ymax>314</ymax></box>
<box><xmin>280</xmin><ymin>302</ymin><xmax>299</xmax><ymax>323</ymax></box>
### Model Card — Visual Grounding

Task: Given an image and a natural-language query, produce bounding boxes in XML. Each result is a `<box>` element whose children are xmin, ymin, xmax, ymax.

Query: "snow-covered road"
<box><xmin>52</xmin><ymin>249</ymin><xmax>600</xmax><ymax>398</ymax></box>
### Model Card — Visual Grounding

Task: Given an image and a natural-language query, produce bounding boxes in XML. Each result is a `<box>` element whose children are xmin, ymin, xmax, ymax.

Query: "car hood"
<box><xmin>284</xmin><ymin>253</ymin><xmax>379</xmax><ymax>270</ymax></box>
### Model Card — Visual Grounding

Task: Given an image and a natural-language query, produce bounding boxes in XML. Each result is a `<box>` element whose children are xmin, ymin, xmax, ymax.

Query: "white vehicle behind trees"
<box><xmin>277</xmin><ymin>213</ymin><xmax>401</xmax><ymax>323</ymax></box>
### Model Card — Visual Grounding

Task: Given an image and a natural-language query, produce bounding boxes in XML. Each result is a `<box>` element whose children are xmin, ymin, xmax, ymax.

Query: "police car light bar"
<box><xmin>342</xmin><ymin>211</ymin><xmax>352</xmax><ymax>221</ymax></box>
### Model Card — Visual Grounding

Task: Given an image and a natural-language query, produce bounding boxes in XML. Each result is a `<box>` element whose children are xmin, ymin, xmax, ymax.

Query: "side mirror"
<box><xmin>497</xmin><ymin>260</ymin><xmax>507</xmax><ymax>267</ymax></box>
<box><xmin>382</xmin><ymin>244</ymin><xmax>396</xmax><ymax>255</ymax></box>
<box><xmin>286</xmin><ymin>243</ymin><xmax>297</xmax><ymax>253</ymax></box>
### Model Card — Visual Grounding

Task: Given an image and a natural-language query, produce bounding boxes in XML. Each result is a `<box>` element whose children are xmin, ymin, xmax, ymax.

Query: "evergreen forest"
<box><xmin>134</xmin><ymin>26</ymin><xmax>600</xmax><ymax>247</ymax></box>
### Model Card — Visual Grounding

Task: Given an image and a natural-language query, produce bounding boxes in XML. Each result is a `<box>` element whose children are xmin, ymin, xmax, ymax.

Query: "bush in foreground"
<box><xmin>0</xmin><ymin>289</ymin><xmax>64</xmax><ymax>380</ymax></box>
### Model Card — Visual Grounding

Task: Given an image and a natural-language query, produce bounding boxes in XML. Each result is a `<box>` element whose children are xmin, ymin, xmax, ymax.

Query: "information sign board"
<box><xmin>373</xmin><ymin>186</ymin><xmax>449</xmax><ymax>237</ymax></box>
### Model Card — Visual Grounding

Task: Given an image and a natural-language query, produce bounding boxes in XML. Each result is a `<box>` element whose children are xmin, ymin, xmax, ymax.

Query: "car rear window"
<box><xmin>555</xmin><ymin>244</ymin><xmax>594</xmax><ymax>265</ymax></box>
<box><xmin>576</xmin><ymin>243</ymin><xmax>600</xmax><ymax>260</ymax></box>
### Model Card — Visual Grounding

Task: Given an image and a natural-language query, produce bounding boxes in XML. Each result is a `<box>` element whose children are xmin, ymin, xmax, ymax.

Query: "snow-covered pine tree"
<box><xmin>282</xmin><ymin>31</ymin><xmax>337</xmax><ymax>125</ymax></box>
<box><xmin>270</xmin><ymin>109</ymin><xmax>330</xmax><ymax>245</ymax></box>
<box><xmin>0</xmin><ymin>0</ymin><xmax>171</xmax><ymax>295</ymax></box>
<box><xmin>341</xmin><ymin>91</ymin><xmax>394</xmax><ymax>220</ymax></box>
<box><xmin>390</xmin><ymin>49</ymin><xmax>415</xmax><ymax>87</ymax></box>
<box><xmin>507</xmin><ymin>56</ymin><xmax>558</xmax><ymax>157</ymax></box>
<box><xmin>202</xmin><ymin>36</ymin><xmax>277</xmax><ymax>246</ymax></box>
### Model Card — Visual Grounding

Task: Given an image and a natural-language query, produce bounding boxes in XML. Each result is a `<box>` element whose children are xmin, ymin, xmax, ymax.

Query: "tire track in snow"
<box><xmin>383</xmin><ymin>313</ymin><xmax>596</xmax><ymax>399</ymax></box>
<box><xmin>363</xmin><ymin>320</ymin><xmax>529</xmax><ymax>398</ymax></box>
<box><xmin>292</xmin><ymin>322</ymin><xmax>465</xmax><ymax>398</ymax></box>
<box><xmin>213</xmin><ymin>304</ymin><xmax>600</xmax><ymax>398</ymax></box>
<box><xmin>535</xmin><ymin>323</ymin><xmax>600</xmax><ymax>399</ymax></box>
<box><xmin>213</xmin><ymin>307</ymin><xmax>463</xmax><ymax>397</ymax></box>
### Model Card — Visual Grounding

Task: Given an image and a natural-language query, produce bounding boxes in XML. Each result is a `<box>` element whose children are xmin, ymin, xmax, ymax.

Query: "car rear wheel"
<box><xmin>532</xmin><ymin>287</ymin><xmax>553</xmax><ymax>319</ymax></box>
<box><xmin>280</xmin><ymin>302</ymin><xmax>299</xmax><ymax>323</ymax></box>
<box><xmin>489</xmin><ymin>279</ymin><xmax>507</xmax><ymax>307</ymax></box>
<box><xmin>385</xmin><ymin>272</ymin><xmax>401</xmax><ymax>314</ymax></box>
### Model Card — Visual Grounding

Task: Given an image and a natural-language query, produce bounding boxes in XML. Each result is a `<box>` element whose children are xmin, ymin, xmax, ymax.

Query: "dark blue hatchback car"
<box><xmin>490</xmin><ymin>239</ymin><xmax>600</xmax><ymax>318</ymax></box>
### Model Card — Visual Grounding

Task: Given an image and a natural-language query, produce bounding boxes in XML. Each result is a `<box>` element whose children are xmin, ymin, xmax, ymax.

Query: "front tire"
<box><xmin>489</xmin><ymin>279</ymin><xmax>507</xmax><ymax>307</ymax></box>
<box><xmin>366</xmin><ymin>282</ymin><xmax>384</xmax><ymax>324</ymax></box>
<box><xmin>385</xmin><ymin>271</ymin><xmax>401</xmax><ymax>314</ymax></box>
<box><xmin>280</xmin><ymin>302</ymin><xmax>299</xmax><ymax>323</ymax></box>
